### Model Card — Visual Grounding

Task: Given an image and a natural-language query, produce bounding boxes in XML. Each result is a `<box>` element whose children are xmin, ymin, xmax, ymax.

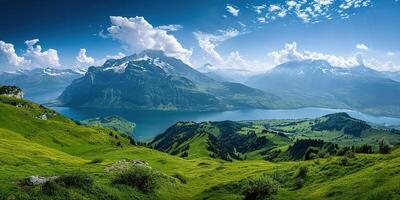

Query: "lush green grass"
<box><xmin>1</xmin><ymin>96</ymin><xmax>400</xmax><ymax>199</ymax></box>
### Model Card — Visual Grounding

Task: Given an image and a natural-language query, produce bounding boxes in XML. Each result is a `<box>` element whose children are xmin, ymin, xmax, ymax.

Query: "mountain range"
<box><xmin>0</xmin><ymin>68</ymin><xmax>85</xmax><ymax>103</ymax></box>
<box><xmin>246</xmin><ymin>60</ymin><xmax>400</xmax><ymax>117</ymax></box>
<box><xmin>58</xmin><ymin>50</ymin><xmax>278</xmax><ymax>111</ymax></box>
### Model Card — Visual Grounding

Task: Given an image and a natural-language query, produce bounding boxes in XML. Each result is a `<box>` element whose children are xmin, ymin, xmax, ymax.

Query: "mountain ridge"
<box><xmin>58</xmin><ymin>50</ymin><xmax>279</xmax><ymax>111</ymax></box>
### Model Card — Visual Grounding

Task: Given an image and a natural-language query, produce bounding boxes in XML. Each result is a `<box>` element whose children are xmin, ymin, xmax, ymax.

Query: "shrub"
<box><xmin>338</xmin><ymin>157</ymin><xmax>350</xmax><ymax>166</ymax></box>
<box><xmin>294</xmin><ymin>166</ymin><xmax>308</xmax><ymax>179</ymax></box>
<box><xmin>293</xmin><ymin>178</ymin><xmax>304</xmax><ymax>189</ymax></box>
<box><xmin>337</xmin><ymin>146</ymin><xmax>352</xmax><ymax>156</ymax></box>
<box><xmin>56</xmin><ymin>173</ymin><xmax>93</xmax><ymax>189</ymax></box>
<box><xmin>41</xmin><ymin>181</ymin><xmax>65</xmax><ymax>196</ymax></box>
<box><xmin>112</xmin><ymin>167</ymin><xmax>158</xmax><ymax>193</ymax></box>
<box><xmin>241</xmin><ymin>176</ymin><xmax>279</xmax><ymax>200</ymax></box>
<box><xmin>354</xmin><ymin>144</ymin><xmax>373</xmax><ymax>154</ymax></box>
<box><xmin>378</xmin><ymin>139</ymin><xmax>391</xmax><ymax>154</ymax></box>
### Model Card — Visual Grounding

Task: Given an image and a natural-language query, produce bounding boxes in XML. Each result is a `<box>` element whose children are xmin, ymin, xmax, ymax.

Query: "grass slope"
<box><xmin>0</xmin><ymin>96</ymin><xmax>399</xmax><ymax>199</ymax></box>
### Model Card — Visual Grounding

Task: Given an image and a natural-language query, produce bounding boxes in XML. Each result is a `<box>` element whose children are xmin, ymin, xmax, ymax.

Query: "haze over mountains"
<box><xmin>0</xmin><ymin>68</ymin><xmax>85</xmax><ymax>103</ymax></box>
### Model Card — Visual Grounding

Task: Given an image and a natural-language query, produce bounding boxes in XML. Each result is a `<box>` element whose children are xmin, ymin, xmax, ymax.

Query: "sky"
<box><xmin>0</xmin><ymin>0</ymin><xmax>400</xmax><ymax>73</ymax></box>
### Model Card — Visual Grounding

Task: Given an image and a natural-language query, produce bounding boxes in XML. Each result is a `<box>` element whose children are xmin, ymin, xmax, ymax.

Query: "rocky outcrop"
<box><xmin>105</xmin><ymin>159</ymin><xmax>151</xmax><ymax>172</ymax></box>
<box><xmin>0</xmin><ymin>85</ymin><xmax>24</xmax><ymax>99</ymax></box>
<box><xmin>25</xmin><ymin>175</ymin><xmax>59</xmax><ymax>186</ymax></box>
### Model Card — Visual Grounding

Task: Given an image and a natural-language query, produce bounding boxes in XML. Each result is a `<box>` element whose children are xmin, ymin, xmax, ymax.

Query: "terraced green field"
<box><xmin>0</xmin><ymin>96</ymin><xmax>399</xmax><ymax>200</ymax></box>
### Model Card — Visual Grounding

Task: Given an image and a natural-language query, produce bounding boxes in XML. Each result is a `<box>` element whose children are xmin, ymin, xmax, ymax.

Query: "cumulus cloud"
<box><xmin>107</xmin><ymin>16</ymin><xmax>192</xmax><ymax>63</ymax></box>
<box><xmin>157</xmin><ymin>24</ymin><xmax>182</xmax><ymax>32</ymax></box>
<box><xmin>356</xmin><ymin>43</ymin><xmax>369</xmax><ymax>50</ymax></box>
<box><xmin>76</xmin><ymin>48</ymin><xmax>95</xmax><ymax>67</ymax></box>
<box><xmin>193</xmin><ymin>29</ymin><xmax>240</xmax><ymax>64</ymax></box>
<box><xmin>193</xmin><ymin>29</ymin><xmax>265</xmax><ymax>72</ymax></box>
<box><xmin>226</xmin><ymin>4</ymin><xmax>239</xmax><ymax>16</ymax></box>
<box><xmin>268</xmin><ymin>42</ymin><xmax>362</xmax><ymax>67</ymax></box>
<box><xmin>0</xmin><ymin>40</ymin><xmax>29</xmax><ymax>66</ymax></box>
<box><xmin>24</xmin><ymin>39</ymin><xmax>60</xmax><ymax>67</ymax></box>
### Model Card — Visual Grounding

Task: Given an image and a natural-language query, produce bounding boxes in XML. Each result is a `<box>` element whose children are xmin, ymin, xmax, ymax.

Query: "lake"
<box><xmin>51</xmin><ymin>106</ymin><xmax>400</xmax><ymax>141</ymax></box>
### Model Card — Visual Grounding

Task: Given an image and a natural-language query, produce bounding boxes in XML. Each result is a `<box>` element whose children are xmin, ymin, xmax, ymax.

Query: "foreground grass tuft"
<box><xmin>112</xmin><ymin>167</ymin><xmax>159</xmax><ymax>193</ymax></box>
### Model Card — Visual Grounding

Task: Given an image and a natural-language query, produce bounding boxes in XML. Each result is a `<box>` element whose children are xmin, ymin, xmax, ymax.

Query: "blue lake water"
<box><xmin>51</xmin><ymin>106</ymin><xmax>400</xmax><ymax>141</ymax></box>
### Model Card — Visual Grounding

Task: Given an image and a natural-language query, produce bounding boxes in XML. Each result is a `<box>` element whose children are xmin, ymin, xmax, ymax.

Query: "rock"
<box><xmin>105</xmin><ymin>159</ymin><xmax>151</xmax><ymax>172</ymax></box>
<box><xmin>38</xmin><ymin>114</ymin><xmax>48</xmax><ymax>120</ymax></box>
<box><xmin>0</xmin><ymin>85</ymin><xmax>24</xmax><ymax>99</ymax></box>
<box><xmin>25</xmin><ymin>175</ymin><xmax>58</xmax><ymax>186</ymax></box>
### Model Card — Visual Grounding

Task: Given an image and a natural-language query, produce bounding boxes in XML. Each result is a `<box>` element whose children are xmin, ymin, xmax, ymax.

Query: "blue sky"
<box><xmin>0</xmin><ymin>0</ymin><xmax>399</xmax><ymax>72</ymax></box>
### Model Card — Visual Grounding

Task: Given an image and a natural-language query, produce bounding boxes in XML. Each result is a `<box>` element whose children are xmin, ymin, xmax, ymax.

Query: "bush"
<box><xmin>354</xmin><ymin>144</ymin><xmax>373</xmax><ymax>154</ymax></box>
<box><xmin>337</xmin><ymin>146</ymin><xmax>352</xmax><ymax>156</ymax></box>
<box><xmin>293</xmin><ymin>178</ymin><xmax>304</xmax><ymax>189</ymax></box>
<box><xmin>338</xmin><ymin>157</ymin><xmax>350</xmax><ymax>166</ymax></box>
<box><xmin>294</xmin><ymin>166</ymin><xmax>308</xmax><ymax>178</ymax></box>
<box><xmin>112</xmin><ymin>167</ymin><xmax>158</xmax><ymax>193</ymax></box>
<box><xmin>41</xmin><ymin>181</ymin><xmax>66</xmax><ymax>196</ymax></box>
<box><xmin>56</xmin><ymin>173</ymin><xmax>93</xmax><ymax>189</ymax></box>
<box><xmin>378</xmin><ymin>139</ymin><xmax>391</xmax><ymax>154</ymax></box>
<box><xmin>241</xmin><ymin>176</ymin><xmax>279</xmax><ymax>200</ymax></box>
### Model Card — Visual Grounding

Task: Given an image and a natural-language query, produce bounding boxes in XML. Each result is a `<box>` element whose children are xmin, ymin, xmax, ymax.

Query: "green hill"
<box><xmin>80</xmin><ymin>115</ymin><xmax>136</xmax><ymax>136</ymax></box>
<box><xmin>0</xmin><ymin>96</ymin><xmax>400</xmax><ymax>199</ymax></box>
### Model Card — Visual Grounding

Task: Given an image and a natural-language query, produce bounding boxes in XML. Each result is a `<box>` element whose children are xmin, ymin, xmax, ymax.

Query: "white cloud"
<box><xmin>356</xmin><ymin>43</ymin><xmax>369</xmax><ymax>50</ymax></box>
<box><xmin>253</xmin><ymin>4</ymin><xmax>266</xmax><ymax>14</ymax></box>
<box><xmin>226</xmin><ymin>4</ymin><xmax>240</xmax><ymax>16</ymax></box>
<box><xmin>93</xmin><ymin>52</ymin><xmax>127</xmax><ymax>66</ymax></box>
<box><xmin>268</xmin><ymin>42</ymin><xmax>361</xmax><ymax>67</ymax></box>
<box><xmin>76</xmin><ymin>48</ymin><xmax>95</xmax><ymax>67</ymax></box>
<box><xmin>268</xmin><ymin>5</ymin><xmax>282</xmax><ymax>12</ymax></box>
<box><xmin>193</xmin><ymin>29</ymin><xmax>240</xmax><ymax>64</ymax></box>
<box><xmin>0</xmin><ymin>40</ymin><xmax>29</xmax><ymax>67</ymax></box>
<box><xmin>194</xmin><ymin>29</ymin><xmax>265</xmax><ymax>72</ymax></box>
<box><xmin>107</xmin><ymin>16</ymin><xmax>192</xmax><ymax>64</ymax></box>
<box><xmin>257</xmin><ymin>17</ymin><xmax>266</xmax><ymax>23</ymax></box>
<box><xmin>386</xmin><ymin>51</ymin><xmax>398</xmax><ymax>56</ymax></box>
<box><xmin>24</xmin><ymin>39</ymin><xmax>60</xmax><ymax>67</ymax></box>
<box><xmin>250</xmin><ymin>0</ymin><xmax>373</xmax><ymax>24</ymax></box>
<box><xmin>157</xmin><ymin>24</ymin><xmax>182</xmax><ymax>32</ymax></box>
<box><xmin>106</xmin><ymin>52</ymin><xmax>126</xmax><ymax>59</ymax></box>
<box><xmin>314</xmin><ymin>0</ymin><xmax>334</xmax><ymax>6</ymax></box>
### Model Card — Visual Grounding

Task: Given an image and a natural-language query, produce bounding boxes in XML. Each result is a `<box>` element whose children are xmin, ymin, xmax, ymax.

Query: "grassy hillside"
<box><xmin>80</xmin><ymin>115</ymin><xmax>136</xmax><ymax>136</ymax></box>
<box><xmin>0</xmin><ymin>96</ymin><xmax>400</xmax><ymax>199</ymax></box>
<box><xmin>151</xmin><ymin>113</ymin><xmax>400</xmax><ymax>161</ymax></box>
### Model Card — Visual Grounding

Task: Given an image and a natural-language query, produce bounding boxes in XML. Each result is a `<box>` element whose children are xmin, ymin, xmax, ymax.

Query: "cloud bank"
<box><xmin>107</xmin><ymin>16</ymin><xmax>192</xmax><ymax>64</ymax></box>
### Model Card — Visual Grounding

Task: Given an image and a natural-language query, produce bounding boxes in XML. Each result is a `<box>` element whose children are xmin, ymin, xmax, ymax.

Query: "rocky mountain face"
<box><xmin>58</xmin><ymin>50</ymin><xmax>278</xmax><ymax>111</ymax></box>
<box><xmin>0</xmin><ymin>68</ymin><xmax>84</xmax><ymax>103</ymax></box>
<box><xmin>0</xmin><ymin>85</ymin><xmax>23</xmax><ymax>99</ymax></box>
<box><xmin>246</xmin><ymin>60</ymin><xmax>400</xmax><ymax>117</ymax></box>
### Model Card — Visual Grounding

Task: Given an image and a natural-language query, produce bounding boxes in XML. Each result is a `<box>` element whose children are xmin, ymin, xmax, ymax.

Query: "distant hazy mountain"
<box><xmin>197</xmin><ymin>63</ymin><xmax>253</xmax><ymax>83</ymax></box>
<box><xmin>0</xmin><ymin>68</ymin><xmax>85</xmax><ymax>103</ymax></box>
<box><xmin>383</xmin><ymin>71</ymin><xmax>400</xmax><ymax>82</ymax></box>
<box><xmin>246</xmin><ymin>60</ymin><xmax>400</xmax><ymax>117</ymax></box>
<box><xmin>58</xmin><ymin>50</ymin><xmax>278</xmax><ymax>111</ymax></box>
